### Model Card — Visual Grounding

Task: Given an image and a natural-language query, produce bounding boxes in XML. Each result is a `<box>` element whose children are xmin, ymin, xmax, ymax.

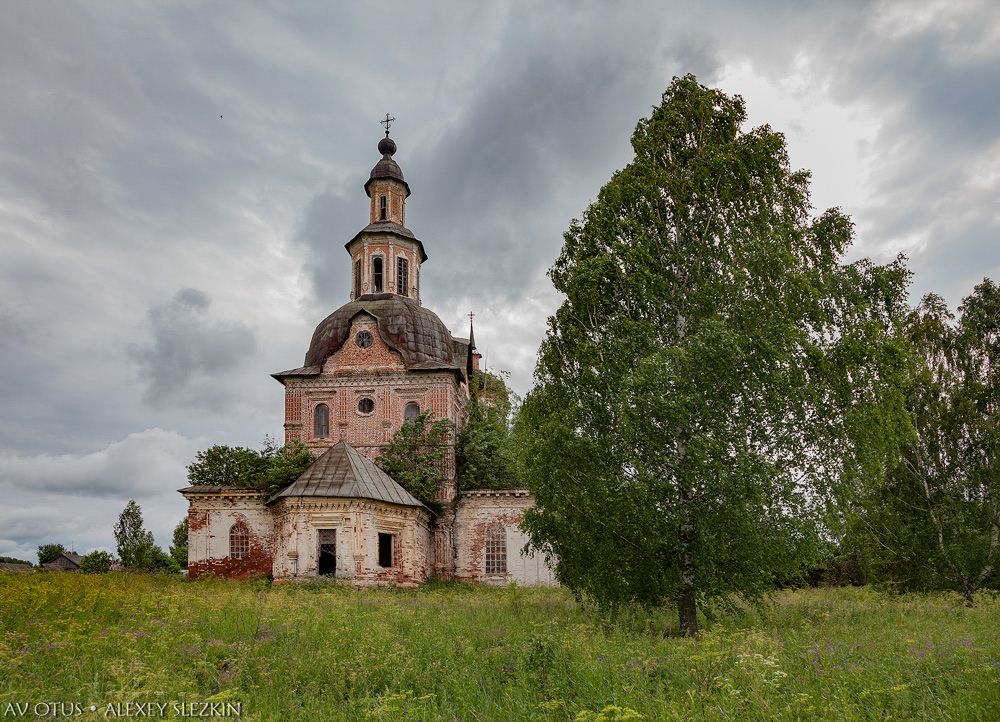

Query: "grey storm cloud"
<box><xmin>1</xmin><ymin>0</ymin><xmax>998</xmax><ymax>557</ymax></box>
<box><xmin>128</xmin><ymin>289</ymin><xmax>258</xmax><ymax>411</ymax></box>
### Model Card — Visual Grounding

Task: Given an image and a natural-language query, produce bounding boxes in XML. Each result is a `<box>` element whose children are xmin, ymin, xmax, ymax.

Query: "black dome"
<box><xmin>365</xmin><ymin>135</ymin><xmax>411</xmax><ymax>197</ymax></box>
<box><xmin>304</xmin><ymin>294</ymin><xmax>461</xmax><ymax>371</ymax></box>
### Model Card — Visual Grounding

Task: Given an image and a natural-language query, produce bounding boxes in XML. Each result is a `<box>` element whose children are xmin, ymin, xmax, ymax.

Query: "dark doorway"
<box><xmin>318</xmin><ymin>529</ymin><xmax>336</xmax><ymax>576</ymax></box>
<box><xmin>378</xmin><ymin>533</ymin><xmax>394</xmax><ymax>568</ymax></box>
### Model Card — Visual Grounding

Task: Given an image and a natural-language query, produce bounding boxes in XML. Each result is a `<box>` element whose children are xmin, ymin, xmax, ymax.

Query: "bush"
<box><xmin>79</xmin><ymin>550</ymin><xmax>113</xmax><ymax>574</ymax></box>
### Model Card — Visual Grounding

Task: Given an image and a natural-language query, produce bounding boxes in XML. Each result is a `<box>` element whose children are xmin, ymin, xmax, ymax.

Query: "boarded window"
<box><xmin>379</xmin><ymin>195</ymin><xmax>387</xmax><ymax>220</ymax></box>
<box><xmin>229</xmin><ymin>523</ymin><xmax>250</xmax><ymax>561</ymax></box>
<box><xmin>372</xmin><ymin>257</ymin><xmax>383</xmax><ymax>293</ymax></box>
<box><xmin>378</xmin><ymin>533</ymin><xmax>394</xmax><ymax>568</ymax></box>
<box><xmin>397</xmin><ymin>257</ymin><xmax>409</xmax><ymax>295</ymax></box>
<box><xmin>485</xmin><ymin>523</ymin><xmax>507</xmax><ymax>575</ymax></box>
<box><xmin>404</xmin><ymin>402</ymin><xmax>420</xmax><ymax>423</ymax></box>
<box><xmin>354</xmin><ymin>260</ymin><xmax>361</xmax><ymax>297</ymax></box>
<box><xmin>314</xmin><ymin>404</ymin><xmax>329</xmax><ymax>438</ymax></box>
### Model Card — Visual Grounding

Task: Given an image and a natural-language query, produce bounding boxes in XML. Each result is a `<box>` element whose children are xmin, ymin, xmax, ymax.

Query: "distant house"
<box><xmin>42</xmin><ymin>552</ymin><xmax>83</xmax><ymax>572</ymax></box>
<box><xmin>0</xmin><ymin>562</ymin><xmax>33</xmax><ymax>573</ymax></box>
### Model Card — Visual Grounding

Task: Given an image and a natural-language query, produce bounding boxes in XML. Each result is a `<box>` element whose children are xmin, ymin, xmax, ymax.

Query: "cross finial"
<box><xmin>381</xmin><ymin>113</ymin><xmax>395</xmax><ymax>137</ymax></box>
<box><xmin>468</xmin><ymin>311</ymin><xmax>476</xmax><ymax>324</ymax></box>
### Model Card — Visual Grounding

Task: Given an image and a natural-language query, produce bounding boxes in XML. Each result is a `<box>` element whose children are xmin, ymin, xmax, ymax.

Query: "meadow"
<box><xmin>0</xmin><ymin>573</ymin><xmax>997</xmax><ymax>721</ymax></box>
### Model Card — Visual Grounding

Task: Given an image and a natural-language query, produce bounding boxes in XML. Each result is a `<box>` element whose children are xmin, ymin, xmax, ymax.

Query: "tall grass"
<box><xmin>0</xmin><ymin>573</ymin><xmax>997</xmax><ymax>720</ymax></box>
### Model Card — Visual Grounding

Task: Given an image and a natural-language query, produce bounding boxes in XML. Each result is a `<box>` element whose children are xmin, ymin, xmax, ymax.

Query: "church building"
<box><xmin>180</xmin><ymin>126</ymin><xmax>555</xmax><ymax>586</ymax></box>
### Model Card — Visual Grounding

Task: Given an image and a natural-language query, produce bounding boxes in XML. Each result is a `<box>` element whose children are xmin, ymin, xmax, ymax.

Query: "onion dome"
<box><xmin>365</xmin><ymin>135</ymin><xmax>410</xmax><ymax>197</ymax></box>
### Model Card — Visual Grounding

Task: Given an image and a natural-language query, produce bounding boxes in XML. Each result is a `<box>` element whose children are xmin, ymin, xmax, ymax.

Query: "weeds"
<box><xmin>0</xmin><ymin>574</ymin><xmax>996</xmax><ymax>720</ymax></box>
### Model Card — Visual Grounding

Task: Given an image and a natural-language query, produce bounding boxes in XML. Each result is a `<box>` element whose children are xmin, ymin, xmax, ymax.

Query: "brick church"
<box><xmin>180</xmin><ymin>127</ymin><xmax>555</xmax><ymax>586</ymax></box>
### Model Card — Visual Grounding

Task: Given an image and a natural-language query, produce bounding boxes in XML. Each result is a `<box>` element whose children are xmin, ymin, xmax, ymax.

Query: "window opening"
<box><xmin>397</xmin><ymin>257</ymin><xmax>409</xmax><ymax>295</ymax></box>
<box><xmin>379</xmin><ymin>195</ymin><xmax>387</xmax><ymax>221</ymax></box>
<box><xmin>485</xmin><ymin>523</ymin><xmax>507</xmax><ymax>575</ymax></box>
<box><xmin>404</xmin><ymin>402</ymin><xmax>420</xmax><ymax>422</ymax></box>
<box><xmin>318</xmin><ymin>529</ymin><xmax>336</xmax><ymax>576</ymax></box>
<box><xmin>314</xmin><ymin>404</ymin><xmax>329</xmax><ymax>438</ymax></box>
<box><xmin>229</xmin><ymin>523</ymin><xmax>250</xmax><ymax>561</ymax></box>
<box><xmin>373</xmin><ymin>257</ymin><xmax>383</xmax><ymax>293</ymax></box>
<box><xmin>354</xmin><ymin>260</ymin><xmax>361</xmax><ymax>297</ymax></box>
<box><xmin>378</xmin><ymin>533</ymin><xmax>394</xmax><ymax>568</ymax></box>
<box><xmin>358</xmin><ymin>397</ymin><xmax>375</xmax><ymax>414</ymax></box>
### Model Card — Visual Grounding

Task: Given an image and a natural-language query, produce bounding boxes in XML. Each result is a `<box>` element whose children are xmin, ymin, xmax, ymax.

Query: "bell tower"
<box><xmin>346</xmin><ymin>115</ymin><xmax>427</xmax><ymax>303</ymax></box>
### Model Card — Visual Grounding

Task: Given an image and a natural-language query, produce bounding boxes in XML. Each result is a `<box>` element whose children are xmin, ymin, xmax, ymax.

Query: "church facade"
<box><xmin>180</xmin><ymin>130</ymin><xmax>555</xmax><ymax>586</ymax></box>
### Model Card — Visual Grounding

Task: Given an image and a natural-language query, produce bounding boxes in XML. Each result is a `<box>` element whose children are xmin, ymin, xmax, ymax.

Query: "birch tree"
<box><xmin>515</xmin><ymin>75</ymin><xmax>910</xmax><ymax>635</ymax></box>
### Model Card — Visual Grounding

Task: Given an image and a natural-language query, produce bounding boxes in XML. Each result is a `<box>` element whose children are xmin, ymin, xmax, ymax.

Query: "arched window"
<box><xmin>354</xmin><ymin>260</ymin><xmax>361</xmax><ymax>298</ymax></box>
<box><xmin>372</xmin><ymin>257</ymin><xmax>383</xmax><ymax>293</ymax></box>
<box><xmin>397</xmin><ymin>257</ymin><xmax>409</xmax><ymax>296</ymax></box>
<box><xmin>314</xmin><ymin>404</ymin><xmax>329</xmax><ymax>438</ymax></box>
<box><xmin>485</xmin><ymin>523</ymin><xmax>507</xmax><ymax>575</ymax></box>
<box><xmin>379</xmin><ymin>195</ymin><xmax>387</xmax><ymax>221</ymax></box>
<box><xmin>404</xmin><ymin>402</ymin><xmax>420</xmax><ymax>423</ymax></box>
<box><xmin>229</xmin><ymin>523</ymin><xmax>249</xmax><ymax>561</ymax></box>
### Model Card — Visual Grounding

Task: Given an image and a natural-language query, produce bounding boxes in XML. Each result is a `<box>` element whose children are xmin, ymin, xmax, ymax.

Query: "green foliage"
<box><xmin>260</xmin><ymin>440</ymin><xmax>315</xmax><ymax>495</ymax></box>
<box><xmin>113</xmin><ymin>499</ymin><xmax>176</xmax><ymax>572</ymax></box>
<box><xmin>36</xmin><ymin>544</ymin><xmax>65</xmax><ymax>566</ymax></box>
<box><xmin>458</xmin><ymin>371</ymin><xmax>519</xmax><ymax>490</ymax></box>
<box><xmin>79</xmin><ymin>550</ymin><xmax>113</xmax><ymax>574</ymax></box>
<box><xmin>186</xmin><ymin>438</ymin><xmax>315</xmax><ymax>493</ymax></box>
<box><xmin>851</xmin><ymin>281</ymin><xmax>1000</xmax><ymax>601</ymax></box>
<box><xmin>1</xmin><ymin>575</ymin><xmax>997</xmax><ymax>720</ymax></box>
<box><xmin>186</xmin><ymin>445</ymin><xmax>269</xmax><ymax>487</ymax></box>
<box><xmin>0</xmin><ymin>556</ymin><xmax>33</xmax><ymax>566</ymax></box>
<box><xmin>170</xmin><ymin>518</ymin><xmax>189</xmax><ymax>569</ymax></box>
<box><xmin>376</xmin><ymin>411</ymin><xmax>452</xmax><ymax>505</ymax></box>
<box><xmin>516</xmin><ymin>75</ymin><xmax>911</xmax><ymax>634</ymax></box>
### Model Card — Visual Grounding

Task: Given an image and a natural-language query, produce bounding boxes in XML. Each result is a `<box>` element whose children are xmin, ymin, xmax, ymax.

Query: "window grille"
<box><xmin>485</xmin><ymin>523</ymin><xmax>507</xmax><ymax>575</ymax></box>
<box><xmin>229</xmin><ymin>523</ymin><xmax>250</xmax><ymax>560</ymax></box>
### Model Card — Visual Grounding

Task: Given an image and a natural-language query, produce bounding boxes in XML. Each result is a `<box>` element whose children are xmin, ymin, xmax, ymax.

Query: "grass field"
<box><xmin>0</xmin><ymin>573</ymin><xmax>997</xmax><ymax>721</ymax></box>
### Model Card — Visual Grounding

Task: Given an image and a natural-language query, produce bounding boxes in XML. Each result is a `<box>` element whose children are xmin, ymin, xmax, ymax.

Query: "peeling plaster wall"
<box><xmin>184</xmin><ymin>491</ymin><xmax>274</xmax><ymax>580</ymax></box>
<box><xmin>454</xmin><ymin>490</ymin><xmax>557</xmax><ymax>586</ymax></box>
<box><xmin>271</xmin><ymin>498</ymin><xmax>432</xmax><ymax>586</ymax></box>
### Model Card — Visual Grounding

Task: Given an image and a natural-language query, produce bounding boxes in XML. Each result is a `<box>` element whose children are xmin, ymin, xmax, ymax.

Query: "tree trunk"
<box><xmin>678</xmin><ymin>512</ymin><xmax>698</xmax><ymax>637</ymax></box>
<box><xmin>678</xmin><ymin>578</ymin><xmax>698</xmax><ymax>637</ymax></box>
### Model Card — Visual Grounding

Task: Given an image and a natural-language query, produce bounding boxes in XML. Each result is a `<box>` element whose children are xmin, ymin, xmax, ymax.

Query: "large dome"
<box><xmin>302</xmin><ymin>293</ymin><xmax>465</xmax><ymax>372</ymax></box>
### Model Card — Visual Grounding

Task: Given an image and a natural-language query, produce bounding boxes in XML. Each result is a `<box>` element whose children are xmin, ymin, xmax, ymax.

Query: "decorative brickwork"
<box><xmin>180</xmin><ymin>129</ymin><xmax>553</xmax><ymax>586</ymax></box>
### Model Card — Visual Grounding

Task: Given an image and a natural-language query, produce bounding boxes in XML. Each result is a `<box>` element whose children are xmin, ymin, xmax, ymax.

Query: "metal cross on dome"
<box><xmin>381</xmin><ymin>113</ymin><xmax>395</xmax><ymax>137</ymax></box>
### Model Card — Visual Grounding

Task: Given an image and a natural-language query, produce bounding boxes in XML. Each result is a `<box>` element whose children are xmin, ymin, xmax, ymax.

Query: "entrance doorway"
<box><xmin>318</xmin><ymin>529</ymin><xmax>336</xmax><ymax>576</ymax></box>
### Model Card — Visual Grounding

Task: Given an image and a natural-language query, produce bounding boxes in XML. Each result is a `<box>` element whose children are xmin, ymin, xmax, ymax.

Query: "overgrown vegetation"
<box><xmin>457</xmin><ymin>371</ymin><xmax>520</xmax><ymax>490</ymax></box>
<box><xmin>376</xmin><ymin>411</ymin><xmax>452</xmax><ymax>506</ymax></box>
<box><xmin>0</xmin><ymin>574</ymin><xmax>996</xmax><ymax>721</ymax></box>
<box><xmin>186</xmin><ymin>438</ymin><xmax>315</xmax><ymax>495</ymax></box>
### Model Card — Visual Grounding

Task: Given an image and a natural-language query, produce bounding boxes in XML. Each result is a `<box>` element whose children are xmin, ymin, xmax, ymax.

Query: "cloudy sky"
<box><xmin>1</xmin><ymin>0</ymin><xmax>998</xmax><ymax>561</ymax></box>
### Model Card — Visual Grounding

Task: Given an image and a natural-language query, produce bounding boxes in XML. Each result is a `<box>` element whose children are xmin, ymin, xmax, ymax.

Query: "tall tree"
<box><xmin>36</xmin><ymin>544</ymin><xmax>65</xmax><ymax>565</ymax></box>
<box><xmin>851</xmin><ymin>282</ymin><xmax>999</xmax><ymax>602</ymax></box>
<box><xmin>114</xmin><ymin>499</ymin><xmax>156</xmax><ymax>568</ymax></box>
<box><xmin>170</xmin><ymin>517</ymin><xmax>189</xmax><ymax>569</ymax></box>
<box><xmin>515</xmin><ymin>75</ymin><xmax>910</xmax><ymax>635</ymax></box>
